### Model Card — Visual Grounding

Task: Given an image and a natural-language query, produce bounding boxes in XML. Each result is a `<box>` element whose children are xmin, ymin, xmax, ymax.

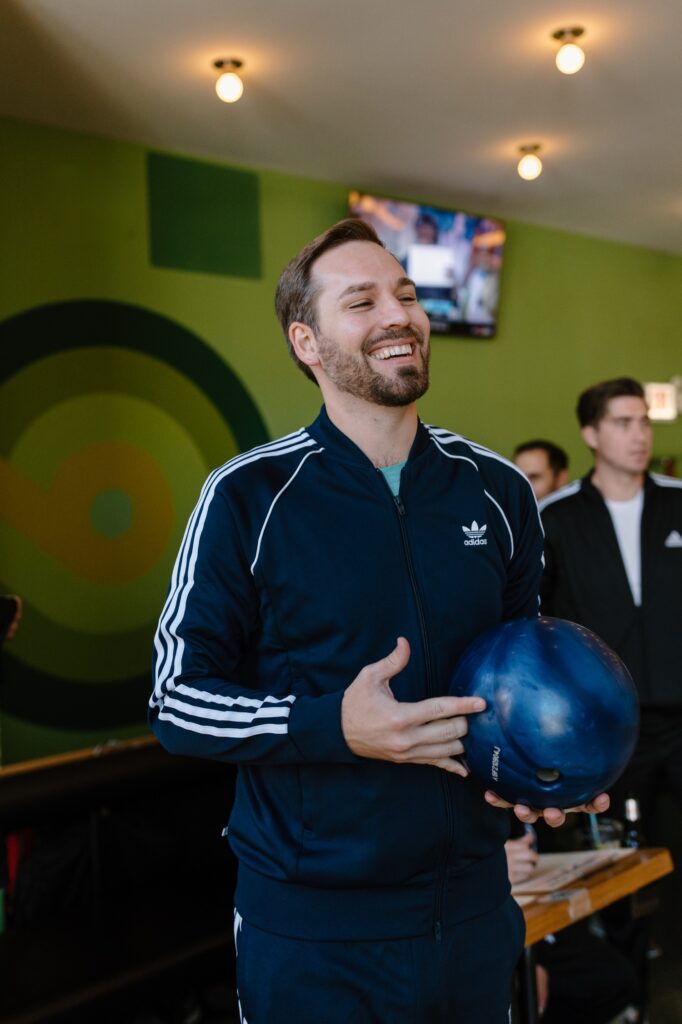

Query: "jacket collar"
<box><xmin>307</xmin><ymin>404</ymin><xmax>431</xmax><ymax>467</ymax></box>
<box><xmin>582</xmin><ymin>470</ymin><xmax>654</xmax><ymax>502</ymax></box>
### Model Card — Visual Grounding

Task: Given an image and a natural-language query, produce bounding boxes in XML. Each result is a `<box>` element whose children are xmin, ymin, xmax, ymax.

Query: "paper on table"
<box><xmin>512</xmin><ymin>849</ymin><xmax>634</xmax><ymax>894</ymax></box>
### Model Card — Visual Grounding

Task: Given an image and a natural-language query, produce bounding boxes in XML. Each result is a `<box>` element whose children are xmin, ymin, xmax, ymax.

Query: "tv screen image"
<box><xmin>348</xmin><ymin>192</ymin><xmax>505</xmax><ymax>338</ymax></box>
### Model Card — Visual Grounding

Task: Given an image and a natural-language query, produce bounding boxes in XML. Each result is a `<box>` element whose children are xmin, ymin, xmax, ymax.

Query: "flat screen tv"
<box><xmin>348</xmin><ymin>192</ymin><xmax>505</xmax><ymax>339</ymax></box>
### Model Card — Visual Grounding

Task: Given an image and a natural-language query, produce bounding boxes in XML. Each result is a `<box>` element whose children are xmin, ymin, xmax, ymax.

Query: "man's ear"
<box><xmin>556</xmin><ymin>468</ymin><xmax>570</xmax><ymax>489</ymax></box>
<box><xmin>581</xmin><ymin>424</ymin><xmax>597</xmax><ymax>452</ymax></box>
<box><xmin>289</xmin><ymin>322</ymin><xmax>320</xmax><ymax>370</ymax></box>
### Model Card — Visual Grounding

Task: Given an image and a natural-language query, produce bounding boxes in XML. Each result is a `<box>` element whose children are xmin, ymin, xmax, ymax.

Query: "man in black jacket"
<box><xmin>539</xmin><ymin>376</ymin><xmax>682</xmax><ymax>1017</ymax></box>
<box><xmin>539</xmin><ymin>377</ymin><xmax>682</xmax><ymax>833</ymax></box>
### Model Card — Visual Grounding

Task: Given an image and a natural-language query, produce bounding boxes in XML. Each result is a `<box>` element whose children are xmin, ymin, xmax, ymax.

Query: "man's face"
<box><xmin>514</xmin><ymin>449</ymin><xmax>566</xmax><ymax>501</ymax></box>
<box><xmin>582</xmin><ymin>396</ymin><xmax>652</xmax><ymax>476</ymax></box>
<box><xmin>299</xmin><ymin>241</ymin><xmax>431</xmax><ymax>407</ymax></box>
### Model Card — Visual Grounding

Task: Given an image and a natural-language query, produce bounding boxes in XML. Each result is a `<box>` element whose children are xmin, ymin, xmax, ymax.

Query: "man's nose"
<box><xmin>378</xmin><ymin>296</ymin><xmax>411</xmax><ymax>328</ymax></box>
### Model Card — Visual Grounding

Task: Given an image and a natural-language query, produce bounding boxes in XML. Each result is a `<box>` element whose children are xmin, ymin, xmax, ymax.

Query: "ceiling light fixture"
<box><xmin>517</xmin><ymin>144</ymin><xmax>543</xmax><ymax>181</ymax></box>
<box><xmin>213</xmin><ymin>58</ymin><xmax>244</xmax><ymax>103</ymax></box>
<box><xmin>552</xmin><ymin>27</ymin><xmax>586</xmax><ymax>75</ymax></box>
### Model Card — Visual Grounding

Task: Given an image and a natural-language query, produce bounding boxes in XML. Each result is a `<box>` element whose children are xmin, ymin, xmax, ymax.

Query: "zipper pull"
<box><xmin>394</xmin><ymin>495</ymin><xmax>406</xmax><ymax>516</ymax></box>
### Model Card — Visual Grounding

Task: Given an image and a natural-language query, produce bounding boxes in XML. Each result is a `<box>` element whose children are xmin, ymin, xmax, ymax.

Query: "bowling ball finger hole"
<box><xmin>536</xmin><ymin>768</ymin><xmax>562</xmax><ymax>785</ymax></box>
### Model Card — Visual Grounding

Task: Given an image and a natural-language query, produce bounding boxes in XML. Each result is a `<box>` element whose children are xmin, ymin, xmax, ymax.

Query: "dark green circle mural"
<box><xmin>0</xmin><ymin>300</ymin><xmax>269</xmax><ymax>729</ymax></box>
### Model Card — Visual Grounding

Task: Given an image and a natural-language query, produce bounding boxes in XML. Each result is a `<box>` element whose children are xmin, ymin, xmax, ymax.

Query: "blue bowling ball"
<box><xmin>450</xmin><ymin>616</ymin><xmax>639</xmax><ymax>808</ymax></box>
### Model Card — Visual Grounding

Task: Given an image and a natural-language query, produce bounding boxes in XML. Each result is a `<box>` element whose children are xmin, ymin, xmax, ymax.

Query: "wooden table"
<box><xmin>517</xmin><ymin>848</ymin><xmax>674</xmax><ymax>1024</ymax></box>
<box><xmin>522</xmin><ymin>847</ymin><xmax>673</xmax><ymax>946</ymax></box>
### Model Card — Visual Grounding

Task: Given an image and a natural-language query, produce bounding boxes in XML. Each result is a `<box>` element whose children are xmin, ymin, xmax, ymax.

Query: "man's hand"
<box><xmin>484</xmin><ymin>790</ymin><xmax>610</xmax><ymax>828</ymax></box>
<box><xmin>504</xmin><ymin>833</ymin><xmax>539</xmax><ymax>885</ymax></box>
<box><xmin>341</xmin><ymin>637</ymin><xmax>485</xmax><ymax>775</ymax></box>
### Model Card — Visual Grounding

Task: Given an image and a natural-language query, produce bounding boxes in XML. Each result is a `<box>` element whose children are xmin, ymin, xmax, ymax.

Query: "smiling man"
<box><xmin>150</xmin><ymin>220</ymin><xmax>606</xmax><ymax>1024</ymax></box>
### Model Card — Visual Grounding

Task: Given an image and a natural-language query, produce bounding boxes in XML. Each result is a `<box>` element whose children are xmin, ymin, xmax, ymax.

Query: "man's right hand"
<box><xmin>341</xmin><ymin>636</ymin><xmax>485</xmax><ymax>775</ymax></box>
<box><xmin>504</xmin><ymin>833</ymin><xmax>539</xmax><ymax>885</ymax></box>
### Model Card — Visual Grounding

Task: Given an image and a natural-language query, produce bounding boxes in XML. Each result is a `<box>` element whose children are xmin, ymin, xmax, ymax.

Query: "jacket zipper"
<box><xmin>391</xmin><ymin>487</ymin><xmax>453</xmax><ymax>942</ymax></box>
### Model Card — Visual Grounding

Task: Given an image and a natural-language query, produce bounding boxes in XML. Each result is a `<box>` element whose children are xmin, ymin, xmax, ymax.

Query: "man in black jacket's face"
<box><xmin>581</xmin><ymin>395</ymin><xmax>652</xmax><ymax>481</ymax></box>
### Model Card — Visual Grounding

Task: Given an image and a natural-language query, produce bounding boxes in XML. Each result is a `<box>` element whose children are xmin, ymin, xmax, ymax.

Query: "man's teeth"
<box><xmin>372</xmin><ymin>344</ymin><xmax>412</xmax><ymax>360</ymax></box>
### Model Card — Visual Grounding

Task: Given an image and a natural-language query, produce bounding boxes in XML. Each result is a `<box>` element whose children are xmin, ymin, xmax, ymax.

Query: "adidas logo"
<box><xmin>462</xmin><ymin>520</ymin><xmax>488</xmax><ymax>546</ymax></box>
<box><xmin>665</xmin><ymin>530</ymin><xmax>682</xmax><ymax>548</ymax></box>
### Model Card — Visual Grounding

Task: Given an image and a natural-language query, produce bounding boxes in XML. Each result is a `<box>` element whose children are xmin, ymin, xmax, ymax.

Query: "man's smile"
<box><xmin>369</xmin><ymin>342</ymin><xmax>415</xmax><ymax>361</ymax></box>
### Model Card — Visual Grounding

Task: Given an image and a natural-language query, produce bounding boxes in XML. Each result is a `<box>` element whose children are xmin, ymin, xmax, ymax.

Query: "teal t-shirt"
<box><xmin>378</xmin><ymin>460</ymin><xmax>407</xmax><ymax>497</ymax></box>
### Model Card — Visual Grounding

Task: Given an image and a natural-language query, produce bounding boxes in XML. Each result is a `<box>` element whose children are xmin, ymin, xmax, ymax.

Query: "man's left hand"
<box><xmin>484</xmin><ymin>790</ymin><xmax>610</xmax><ymax>828</ymax></box>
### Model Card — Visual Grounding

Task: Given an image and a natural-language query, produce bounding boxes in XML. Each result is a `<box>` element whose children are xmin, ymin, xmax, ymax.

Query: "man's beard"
<box><xmin>316</xmin><ymin>326</ymin><xmax>430</xmax><ymax>408</ymax></box>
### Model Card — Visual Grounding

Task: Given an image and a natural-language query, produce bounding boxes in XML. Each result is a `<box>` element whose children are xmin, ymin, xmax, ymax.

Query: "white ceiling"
<box><xmin>1</xmin><ymin>0</ymin><xmax>681</xmax><ymax>254</ymax></box>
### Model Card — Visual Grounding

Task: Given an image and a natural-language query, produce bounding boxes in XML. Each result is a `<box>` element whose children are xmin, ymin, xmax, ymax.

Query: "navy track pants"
<box><xmin>233</xmin><ymin>895</ymin><xmax>524</xmax><ymax>1023</ymax></box>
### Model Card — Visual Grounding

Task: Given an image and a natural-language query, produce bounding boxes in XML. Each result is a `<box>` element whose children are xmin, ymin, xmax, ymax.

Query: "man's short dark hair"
<box><xmin>514</xmin><ymin>439</ymin><xmax>569</xmax><ymax>474</ymax></box>
<box><xmin>576</xmin><ymin>377</ymin><xmax>645</xmax><ymax>428</ymax></box>
<box><xmin>275</xmin><ymin>218</ymin><xmax>385</xmax><ymax>384</ymax></box>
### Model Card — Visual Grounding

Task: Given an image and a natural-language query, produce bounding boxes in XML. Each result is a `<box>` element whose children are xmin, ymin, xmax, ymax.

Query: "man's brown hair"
<box><xmin>275</xmin><ymin>218</ymin><xmax>384</xmax><ymax>383</ymax></box>
<box><xmin>576</xmin><ymin>377</ymin><xmax>645</xmax><ymax>428</ymax></box>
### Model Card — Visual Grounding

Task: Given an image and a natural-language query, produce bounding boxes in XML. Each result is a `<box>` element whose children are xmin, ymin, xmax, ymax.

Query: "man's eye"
<box><xmin>349</xmin><ymin>300</ymin><xmax>372</xmax><ymax>309</ymax></box>
<box><xmin>399</xmin><ymin>294</ymin><xmax>417</xmax><ymax>303</ymax></box>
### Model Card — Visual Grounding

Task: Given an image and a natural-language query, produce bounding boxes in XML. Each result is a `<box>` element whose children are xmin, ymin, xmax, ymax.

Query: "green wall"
<box><xmin>3</xmin><ymin>117</ymin><xmax>681</xmax><ymax>468</ymax></box>
<box><xmin>1</xmin><ymin>115</ymin><xmax>681</xmax><ymax>763</ymax></box>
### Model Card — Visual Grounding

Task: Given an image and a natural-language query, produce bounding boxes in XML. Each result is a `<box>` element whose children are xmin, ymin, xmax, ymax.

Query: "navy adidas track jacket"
<box><xmin>150</xmin><ymin>406</ymin><xmax>543</xmax><ymax>941</ymax></box>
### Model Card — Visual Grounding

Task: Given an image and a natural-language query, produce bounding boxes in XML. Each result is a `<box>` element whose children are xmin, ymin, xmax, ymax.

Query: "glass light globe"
<box><xmin>517</xmin><ymin>154</ymin><xmax>543</xmax><ymax>181</ymax></box>
<box><xmin>555</xmin><ymin>42</ymin><xmax>585</xmax><ymax>74</ymax></box>
<box><xmin>216</xmin><ymin>72</ymin><xmax>244</xmax><ymax>103</ymax></box>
